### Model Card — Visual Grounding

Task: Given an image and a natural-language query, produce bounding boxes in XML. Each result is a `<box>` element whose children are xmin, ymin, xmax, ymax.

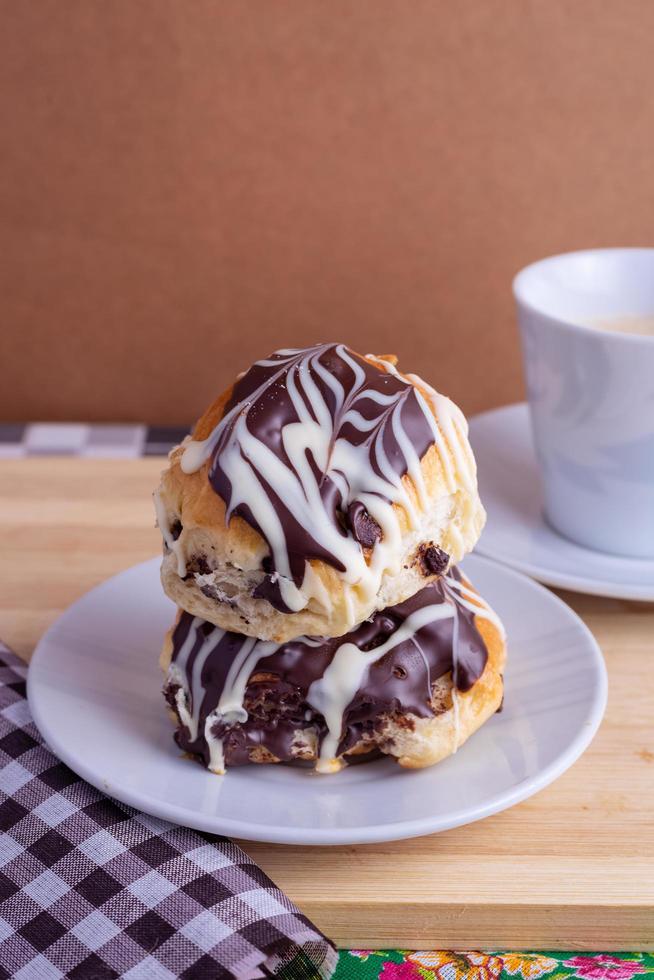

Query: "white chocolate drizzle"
<box><xmin>174</xmin><ymin>345</ymin><xmax>481</xmax><ymax>624</ymax></box>
<box><xmin>167</xmin><ymin>572</ymin><xmax>502</xmax><ymax>774</ymax></box>
<box><xmin>154</xmin><ymin>490</ymin><xmax>187</xmax><ymax>578</ymax></box>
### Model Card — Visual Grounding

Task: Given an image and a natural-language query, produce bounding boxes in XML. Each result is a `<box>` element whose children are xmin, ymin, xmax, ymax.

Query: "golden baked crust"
<box><xmin>155</xmin><ymin>349</ymin><xmax>486</xmax><ymax>642</ymax></box>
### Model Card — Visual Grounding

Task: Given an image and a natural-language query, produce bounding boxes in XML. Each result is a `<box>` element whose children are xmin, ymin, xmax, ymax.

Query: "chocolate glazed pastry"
<box><xmin>161</xmin><ymin>569</ymin><xmax>506</xmax><ymax>774</ymax></box>
<box><xmin>202</xmin><ymin>344</ymin><xmax>439</xmax><ymax>592</ymax></box>
<box><xmin>155</xmin><ymin>344</ymin><xmax>487</xmax><ymax>642</ymax></box>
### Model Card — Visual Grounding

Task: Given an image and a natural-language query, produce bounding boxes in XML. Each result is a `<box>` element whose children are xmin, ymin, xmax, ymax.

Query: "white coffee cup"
<box><xmin>513</xmin><ymin>248</ymin><xmax>654</xmax><ymax>559</ymax></box>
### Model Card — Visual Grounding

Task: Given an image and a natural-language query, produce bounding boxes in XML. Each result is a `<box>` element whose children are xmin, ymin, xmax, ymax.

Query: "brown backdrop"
<box><xmin>2</xmin><ymin>0</ymin><xmax>654</xmax><ymax>425</ymax></box>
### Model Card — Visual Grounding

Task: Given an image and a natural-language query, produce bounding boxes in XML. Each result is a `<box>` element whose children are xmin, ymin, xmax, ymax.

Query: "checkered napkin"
<box><xmin>0</xmin><ymin>645</ymin><xmax>336</xmax><ymax>980</ymax></box>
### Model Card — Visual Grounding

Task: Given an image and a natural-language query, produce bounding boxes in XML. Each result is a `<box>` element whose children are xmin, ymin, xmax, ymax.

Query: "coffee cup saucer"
<box><xmin>469</xmin><ymin>402</ymin><xmax>654</xmax><ymax>601</ymax></box>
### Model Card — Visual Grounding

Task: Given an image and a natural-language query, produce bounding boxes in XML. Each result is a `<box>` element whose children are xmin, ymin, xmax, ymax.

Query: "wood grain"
<box><xmin>1</xmin><ymin>458</ymin><xmax>652</xmax><ymax>950</ymax></box>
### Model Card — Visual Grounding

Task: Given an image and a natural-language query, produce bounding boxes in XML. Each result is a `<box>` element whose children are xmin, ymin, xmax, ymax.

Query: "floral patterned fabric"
<box><xmin>334</xmin><ymin>952</ymin><xmax>654</xmax><ymax>980</ymax></box>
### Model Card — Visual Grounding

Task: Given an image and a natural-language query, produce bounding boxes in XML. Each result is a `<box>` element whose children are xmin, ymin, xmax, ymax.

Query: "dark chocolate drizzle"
<box><xmin>165</xmin><ymin>569</ymin><xmax>490</xmax><ymax>769</ymax></box>
<box><xmin>251</xmin><ymin>574</ymin><xmax>294</xmax><ymax>613</ymax></box>
<box><xmin>205</xmin><ymin>344</ymin><xmax>438</xmax><ymax>593</ymax></box>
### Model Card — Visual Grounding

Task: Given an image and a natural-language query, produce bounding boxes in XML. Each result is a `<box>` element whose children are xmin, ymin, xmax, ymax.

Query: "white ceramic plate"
<box><xmin>28</xmin><ymin>554</ymin><xmax>606</xmax><ymax>845</ymax></box>
<box><xmin>470</xmin><ymin>403</ymin><xmax>654</xmax><ymax>602</ymax></box>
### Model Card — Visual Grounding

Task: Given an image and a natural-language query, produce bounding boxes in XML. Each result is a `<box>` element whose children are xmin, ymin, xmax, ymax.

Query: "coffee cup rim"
<box><xmin>513</xmin><ymin>247</ymin><xmax>654</xmax><ymax>345</ymax></box>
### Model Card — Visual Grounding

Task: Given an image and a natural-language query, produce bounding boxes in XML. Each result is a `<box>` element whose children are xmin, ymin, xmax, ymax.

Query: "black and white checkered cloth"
<box><xmin>0</xmin><ymin>644</ymin><xmax>336</xmax><ymax>980</ymax></box>
<box><xmin>0</xmin><ymin>424</ymin><xmax>188</xmax><ymax>459</ymax></box>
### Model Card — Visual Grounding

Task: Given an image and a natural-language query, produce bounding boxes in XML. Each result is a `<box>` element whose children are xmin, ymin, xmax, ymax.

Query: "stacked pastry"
<box><xmin>154</xmin><ymin>344</ymin><xmax>506</xmax><ymax>774</ymax></box>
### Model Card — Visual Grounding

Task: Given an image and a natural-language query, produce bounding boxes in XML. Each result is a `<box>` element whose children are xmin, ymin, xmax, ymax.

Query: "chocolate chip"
<box><xmin>347</xmin><ymin>501</ymin><xmax>382</xmax><ymax>549</ymax></box>
<box><xmin>419</xmin><ymin>544</ymin><xmax>450</xmax><ymax>576</ymax></box>
<box><xmin>185</xmin><ymin>555</ymin><xmax>212</xmax><ymax>577</ymax></box>
<box><xmin>391</xmin><ymin>714</ymin><xmax>415</xmax><ymax>732</ymax></box>
<box><xmin>170</xmin><ymin>520</ymin><xmax>183</xmax><ymax>541</ymax></box>
<box><xmin>199</xmin><ymin>582</ymin><xmax>235</xmax><ymax>605</ymax></box>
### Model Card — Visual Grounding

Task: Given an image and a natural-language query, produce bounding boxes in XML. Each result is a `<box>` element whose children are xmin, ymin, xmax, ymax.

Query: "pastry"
<box><xmin>155</xmin><ymin>343</ymin><xmax>485</xmax><ymax>643</ymax></box>
<box><xmin>161</xmin><ymin>568</ymin><xmax>505</xmax><ymax>774</ymax></box>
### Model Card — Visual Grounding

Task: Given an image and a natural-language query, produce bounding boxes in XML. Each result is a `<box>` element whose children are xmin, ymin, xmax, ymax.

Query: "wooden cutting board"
<box><xmin>2</xmin><ymin>458</ymin><xmax>652</xmax><ymax>951</ymax></box>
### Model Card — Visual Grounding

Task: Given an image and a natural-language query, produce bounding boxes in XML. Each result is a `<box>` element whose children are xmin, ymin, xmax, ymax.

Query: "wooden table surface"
<box><xmin>2</xmin><ymin>458</ymin><xmax>653</xmax><ymax>951</ymax></box>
